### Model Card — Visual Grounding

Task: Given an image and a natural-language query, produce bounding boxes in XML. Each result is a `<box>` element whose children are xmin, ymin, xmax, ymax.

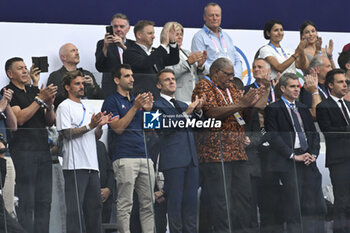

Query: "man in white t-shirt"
<box><xmin>56</xmin><ymin>70</ymin><xmax>111</xmax><ymax>233</ymax></box>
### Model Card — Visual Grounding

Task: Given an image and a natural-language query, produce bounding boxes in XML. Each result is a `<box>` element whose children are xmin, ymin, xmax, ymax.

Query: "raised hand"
<box><xmin>0</xmin><ymin>88</ymin><xmax>13</xmax><ymax>112</ymax></box>
<box><xmin>134</xmin><ymin>92</ymin><xmax>153</xmax><ymax>111</ymax></box>
<box><xmin>142</xmin><ymin>92</ymin><xmax>153</xmax><ymax>111</ymax></box>
<box><xmin>187</xmin><ymin>51</ymin><xmax>203</xmax><ymax>65</ymax></box>
<box><xmin>84</xmin><ymin>75</ymin><xmax>95</xmax><ymax>87</ymax></box>
<box><xmin>2</xmin><ymin>88</ymin><xmax>13</xmax><ymax>103</ymax></box>
<box><xmin>238</xmin><ymin>87</ymin><xmax>264</xmax><ymax>108</ymax></box>
<box><xmin>89</xmin><ymin>112</ymin><xmax>102</xmax><ymax>129</ymax></box>
<box><xmin>160</xmin><ymin>26</ymin><xmax>170</xmax><ymax>46</ymax></box>
<box><xmin>30</xmin><ymin>64</ymin><xmax>40</xmax><ymax>86</ymax></box>
<box><xmin>168</xmin><ymin>24</ymin><xmax>176</xmax><ymax>43</ymax></box>
<box><xmin>104</xmin><ymin>32</ymin><xmax>127</xmax><ymax>50</ymax></box>
<box><xmin>198</xmin><ymin>50</ymin><xmax>207</xmax><ymax>67</ymax></box>
<box><xmin>315</xmin><ymin>37</ymin><xmax>322</xmax><ymax>53</ymax></box>
<box><xmin>99</xmin><ymin>111</ymin><xmax>113</xmax><ymax>126</ymax></box>
<box><xmin>303</xmin><ymin>73</ymin><xmax>318</xmax><ymax>94</ymax></box>
<box><xmin>325</xmin><ymin>39</ymin><xmax>334</xmax><ymax>57</ymax></box>
<box><xmin>38</xmin><ymin>84</ymin><xmax>57</xmax><ymax>105</ymax></box>
<box><xmin>272</xmin><ymin>72</ymin><xmax>281</xmax><ymax>88</ymax></box>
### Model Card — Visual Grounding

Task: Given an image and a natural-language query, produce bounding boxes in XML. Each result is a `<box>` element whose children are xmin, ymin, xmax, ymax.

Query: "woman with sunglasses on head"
<box><xmin>259</xmin><ymin>19</ymin><xmax>308</xmax><ymax>80</ymax></box>
<box><xmin>299</xmin><ymin>20</ymin><xmax>336</xmax><ymax>70</ymax></box>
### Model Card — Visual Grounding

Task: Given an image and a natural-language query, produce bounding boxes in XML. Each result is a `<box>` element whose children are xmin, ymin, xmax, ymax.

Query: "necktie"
<box><xmin>339</xmin><ymin>99</ymin><xmax>350</xmax><ymax>125</ymax></box>
<box><xmin>170</xmin><ymin>98</ymin><xmax>183</xmax><ymax>114</ymax></box>
<box><xmin>290</xmin><ymin>104</ymin><xmax>308</xmax><ymax>151</ymax></box>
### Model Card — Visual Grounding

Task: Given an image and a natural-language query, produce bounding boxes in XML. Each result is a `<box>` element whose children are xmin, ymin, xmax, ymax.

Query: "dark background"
<box><xmin>1</xmin><ymin>0</ymin><xmax>349</xmax><ymax>32</ymax></box>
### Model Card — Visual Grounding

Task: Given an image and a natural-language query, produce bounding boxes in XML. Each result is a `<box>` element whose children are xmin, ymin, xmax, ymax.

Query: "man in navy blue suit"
<box><xmin>264</xmin><ymin>73</ymin><xmax>326</xmax><ymax>233</ymax></box>
<box><xmin>152</xmin><ymin>68</ymin><xmax>205</xmax><ymax>233</ymax></box>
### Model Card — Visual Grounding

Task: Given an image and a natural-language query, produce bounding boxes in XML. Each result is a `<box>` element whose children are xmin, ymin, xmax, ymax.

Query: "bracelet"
<box><xmin>86</xmin><ymin>124</ymin><xmax>91</xmax><ymax>131</ymax></box>
<box><xmin>291</xmin><ymin>54</ymin><xmax>297</xmax><ymax>60</ymax></box>
<box><xmin>312</xmin><ymin>92</ymin><xmax>319</xmax><ymax>95</ymax></box>
<box><xmin>328</xmin><ymin>54</ymin><xmax>333</xmax><ymax>59</ymax></box>
<box><xmin>34</xmin><ymin>96</ymin><xmax>46</xmax><ymax>109</ymax></box>
<box><xmin>47</xmin><ymin>104</ymin><xmax>55</xmax><ymax>111</ymax></box>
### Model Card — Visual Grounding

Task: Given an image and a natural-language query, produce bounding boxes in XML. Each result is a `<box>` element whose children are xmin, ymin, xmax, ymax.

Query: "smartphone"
<box><xmin>31</xmin><ymin>56</ymin><xmax>49</xmax><ymax>73</ymax></box>
<box><xmin>106</xmin><ymin>26</ymin><xmax>114</xmax><ymax>36</ymax></box>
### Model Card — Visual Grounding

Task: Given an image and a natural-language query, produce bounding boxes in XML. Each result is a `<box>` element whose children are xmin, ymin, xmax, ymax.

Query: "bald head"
<box><xmin>59</xmin><ymin>43</ymin><xmax>80</xmax><ymax>66</ymax></box>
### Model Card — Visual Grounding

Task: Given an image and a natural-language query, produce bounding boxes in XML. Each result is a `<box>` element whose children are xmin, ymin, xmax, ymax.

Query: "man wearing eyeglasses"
<box><xmin>95</xmin><ymin>13</ymin><xmax>135</xmax><ymax>97</ymax></box>
<box><xmin>192</xmin><ymin>57</ymin><xmax>266</xmax><ymax>233</ymax></box>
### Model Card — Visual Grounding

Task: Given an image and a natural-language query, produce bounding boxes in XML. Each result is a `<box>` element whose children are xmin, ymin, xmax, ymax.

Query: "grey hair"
<box><xmin>279</xmin><ymin>73</ymin><xmax>299</xmax><ymax>88</ymax></box>
<box><xmin>204</xmin><ymin>2</ymin><xmax>221</xmax><ymax>15</ymax></box>
<box><xmin>308</xmin><ymin>55</ymin><xmax>324</xmax><ymax>71</ymax></box>
<box><xmin>209</xmin><ymin>57</ymin><xmax>233</xmax><ymax>74</ymax></box>
<box><xmin>111</xmin><ymin>13</ymin><xmax>130</xmax><ymax>26</ymax></box>
<box><xmin>253</xmin><ymin>58</ymin><xmax>271</xmax><ymax>70</ymax></box>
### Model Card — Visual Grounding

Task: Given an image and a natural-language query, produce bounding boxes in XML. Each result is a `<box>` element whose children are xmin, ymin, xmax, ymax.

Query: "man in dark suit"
<box><xmin>264</xmin><ymin>73</ymin><xmax>326</xmax><ymax>233</ymax></box>
<box><xmin>123</xmin><ymin>20</ymin><xmax>179</xmax><ymax>99</ymax></box>
<box><xmin>316</xmin><ymin>69</ymin><xmax>350</xmax><ymax>233</ymax></box>
<box><xmin>152</xmin><ymin>68</ymin><xmax>204</xmax><ymax>233</ymax></box>
<box><xmin>95</xmin><ymin>13</ymin><xmax>135</xmax><ymax>97</ymax></box>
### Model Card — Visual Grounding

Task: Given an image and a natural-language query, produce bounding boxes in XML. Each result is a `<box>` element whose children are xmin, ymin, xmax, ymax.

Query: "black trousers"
<box><xmin>329</xmin><ymin>161</ymin><xmax>350</xmax><ymax>233</ymax></box>
<box><xmin>11</xmin><ymin>150</ymin><xmax>52</xmax><ymax>233</ymax></box>
<box><xmin>64</xmin><ymin>169</ymin><xmax>102</xmax><ymax>233</ymax></box>
<box><xmin>200</xmin><ymin>161</ymin><xmax>254</xmax><ymax>233</ymax></box>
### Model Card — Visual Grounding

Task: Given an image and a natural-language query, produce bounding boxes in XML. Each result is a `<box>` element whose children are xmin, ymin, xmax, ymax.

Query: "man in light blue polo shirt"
<box><xmin>101</xmin><ymin>64</ymin><xmax>155</xmax><ymax>233</ymax></box>
<box><xmin>191</xmin><ymin>2</ymin><xmax>243</xmax><ymax>78</ymax></box>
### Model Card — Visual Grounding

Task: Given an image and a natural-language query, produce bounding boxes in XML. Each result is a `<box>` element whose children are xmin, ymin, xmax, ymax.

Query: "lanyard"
<box><xmin>204</xmin><ymin>76</ymin><xmax>233</xmax><ymax>104</ymax></box>
<box><xmin>268</xmin><ymin>42</ymin><xmax>288</xmax><ymax>59</ymax></box>
<box><xmin>77</xmin><ymin>103</ymin><xmax>86</xmax><ymax>127</ymax></box>
<box><xmin>253</xmin><ymin>81</ymin><xmax>275</xmax><ymax>103</ymax></box>
<box><xmin>281</xmin><ymin>96</ymin><xmax>297</xmax><ymax>113</ymax></box>
<box><xmin>203</xmin><ymin>26</ymin><xmax>228</xmax><ymax>58</ymax></box>
<box><xmin>318</xmin><ymin>85</ymin><xmax>328</xmax><ymax>99</ymax></box>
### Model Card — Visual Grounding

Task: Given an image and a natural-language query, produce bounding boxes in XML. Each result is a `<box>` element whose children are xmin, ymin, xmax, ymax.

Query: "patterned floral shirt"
<box><xmin>192</xmin><ymin>78</ymin><xmax>247</xmax><ymax>163</ymax></box>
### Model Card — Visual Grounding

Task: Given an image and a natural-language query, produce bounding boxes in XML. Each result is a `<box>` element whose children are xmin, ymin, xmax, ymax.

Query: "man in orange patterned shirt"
<box><xmin>192</xmin><ymin>57</ymin><xmax>267</xmax><ymax>233</ymax></box>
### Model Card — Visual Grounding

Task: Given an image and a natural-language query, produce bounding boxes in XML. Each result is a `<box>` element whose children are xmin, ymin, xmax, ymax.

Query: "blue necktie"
<box><xmin>290</xmin><ymin>104</ymin><xmax>308</xmax><ymax>151</ymax></box>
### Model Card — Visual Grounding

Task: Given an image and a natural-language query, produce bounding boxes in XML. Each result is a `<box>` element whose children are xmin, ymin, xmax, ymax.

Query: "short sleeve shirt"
<box><xmin>192</xmin><ymin>78</ymin><xmax>247</xmax><ymax>163</ymax></box>
<box><xmin>6</xmin><ymin>82</ymin><xmax>49</xmax><ymax>151</ymax></box>
<box><xmin>56</xmin><ymin>98</ymin><xmax>99</xmax><ymax>170</ymax></box>
<box><xmin>259</xmin><ymin>44</ymin><xmax>296</xmax><ymax>80</ymax></box>
<box><xmin>101</xmin><ymin>91</ymin><xmax>146</xmax><ymax>161</ymax></box>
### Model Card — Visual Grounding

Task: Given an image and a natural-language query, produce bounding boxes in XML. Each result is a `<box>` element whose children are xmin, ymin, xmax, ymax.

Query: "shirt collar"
<box><xmin>160</xmin><ymin>93</ymin><xmax>174</xmax><ymax>103</ymax></box>
<box><xmin>9</xmin><ymin>81</ymin><xmax>29</xmax><ymax>92</ymax></box>
<box><xmin>203</xmin><ymin>24</ymin><xmax>222</xmax><ymax>36</ymax></box>
<box><xmin>115</xmin><ymin>91</ymin><xmax>134</xmax><ymax>101</ymax></box>
<box><xmin>136</xmin><ymin>42</ymin><xmax>152</xmax><ymax>54</ymax></box>
<box><xmin>330</xmin><ymin>94</ymin><xmax>344</xmax><ymax>103</ymax></box>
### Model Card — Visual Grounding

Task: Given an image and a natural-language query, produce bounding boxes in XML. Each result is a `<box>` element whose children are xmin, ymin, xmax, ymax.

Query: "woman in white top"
<box><xmin>299</xmin><ymin>20</ymin><xmax>336</xmax><ymax>69</ymax></box>
<box><xmin>259</xmin><ymin>19</ymin><xmax>308</xmax><ymax>80</ymax></box>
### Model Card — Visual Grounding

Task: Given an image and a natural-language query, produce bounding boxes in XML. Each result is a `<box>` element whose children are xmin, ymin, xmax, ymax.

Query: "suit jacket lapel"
<box><xmin>279</xmin><ymin>100</ymin><xmax>293</xmax><ymax>127</ymax></box>
<box><xmin>329</xmin><ymin>97</ymin><xmax>348</xmax><ymax>124</ymax></box>
<box><xmin>160</xmin><ymin>97</ymin><xmax>179</xmax><ymax>115</ymax></box>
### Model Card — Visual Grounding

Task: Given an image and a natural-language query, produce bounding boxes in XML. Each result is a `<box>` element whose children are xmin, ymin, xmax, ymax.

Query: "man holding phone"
<box><xmin>48</xmin><ymin>43</ymin><xmax>103</xmax><ymax>108</ymax></box>
<box><xmin>95</xmin><ymin>13</ymin><xmax>135</xmax><ymax>97</ymax></box>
